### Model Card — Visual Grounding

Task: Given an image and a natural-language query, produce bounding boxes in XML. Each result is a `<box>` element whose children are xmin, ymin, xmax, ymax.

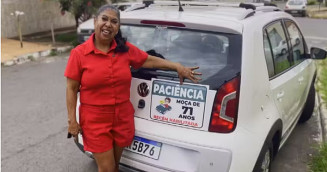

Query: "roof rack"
<box><xmin>132</xmin><ymin>1</ymin><xmax>281</xmax><ymax>19</ymax></box>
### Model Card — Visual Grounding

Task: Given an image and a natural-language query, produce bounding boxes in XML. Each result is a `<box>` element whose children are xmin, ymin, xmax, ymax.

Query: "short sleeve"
<box><xmin>64</xmin><ymin>49</ymin><xmax>82</xmax><ymax>82</ymax></box>
<box><xmin>127</xmin><ymin>42</ymin><xmax>148</xmax><ymax>69</ymax></box>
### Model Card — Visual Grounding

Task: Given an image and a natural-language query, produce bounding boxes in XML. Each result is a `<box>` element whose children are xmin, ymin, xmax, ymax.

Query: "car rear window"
<box><xmin>121</xmin><ymin>25</ymin><xmax>242</xmax><ymax>90</ymax></box>
<box><xmin>288</xmin><ymin>1</ymin><xmax>304</xmax><ymax>5</ymax></box>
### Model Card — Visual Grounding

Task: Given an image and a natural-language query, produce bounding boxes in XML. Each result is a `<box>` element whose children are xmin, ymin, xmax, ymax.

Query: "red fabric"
<box><xmin>64</xmin><ymin>34</ymin><xmax>148</xmax><ymax>152</ymax></box>
<box><xmin>64</xmin><ymin>33</ymin><xmax>148</xmax><ymax>105</ymax></box>
<box><xmin>79</xmin><ymin>101</ymin><xmax>135</xmax><ymax>153</ymax></box>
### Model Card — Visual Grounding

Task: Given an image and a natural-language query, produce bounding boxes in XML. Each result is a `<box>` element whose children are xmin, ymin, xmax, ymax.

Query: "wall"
<box><xmin>1</xmin><ymin>0</ymin><xmax>76</xmax><ymax>38</ymax></box>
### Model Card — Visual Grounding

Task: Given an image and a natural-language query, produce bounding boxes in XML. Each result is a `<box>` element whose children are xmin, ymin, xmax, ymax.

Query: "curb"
<box><xmin>2</xmin><ymin>45</ymin><xmax>73</xmax><ymax>67</ymax></box>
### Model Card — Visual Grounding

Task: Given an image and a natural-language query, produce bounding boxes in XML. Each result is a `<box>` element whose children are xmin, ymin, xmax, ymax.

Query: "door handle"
<box><xmin>298</xmin><ymin>76</ymin><xmax>304</xmax><ymax>82</ymax></box>
<box><xmin>277</xmin><ymin>91</ymin><xmax>284</xmax><ymax>101</ymax></box>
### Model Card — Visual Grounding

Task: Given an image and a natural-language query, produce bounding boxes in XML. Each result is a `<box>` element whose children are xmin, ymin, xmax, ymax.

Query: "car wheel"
<box><xmin>302</xmin><ymin>11</ymin><xmax>306</xmax><ymax>17</ymax></box>
<box><xmin>254</xmin><ymin>141</ymin><xmax>273</xmax><ymax>172</ymax></box>
<box><xmin>295</xmin><ymin>38</ymin><xmax>300</xmax><ymax>45</ymax></box>
<box><xmin>281</xmin><ymin>49</ymin><xmax>286</xmax><ymax>55</ymax></box>
<box><xmin>299</xmin><ymin>83</ymin><xmax>315</xmax><ymax>123</ymax></box>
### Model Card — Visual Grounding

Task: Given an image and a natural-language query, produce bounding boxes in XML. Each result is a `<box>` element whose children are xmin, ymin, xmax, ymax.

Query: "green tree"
<box><xmin>58</xmin><ymin>0</ymin><xmax>107</xmax><ymax>28</ymax></box>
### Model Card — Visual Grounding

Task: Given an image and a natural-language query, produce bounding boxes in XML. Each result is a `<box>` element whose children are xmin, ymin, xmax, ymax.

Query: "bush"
<box><xmin>307</xmin><ymin>0</ymin><xmax>317</xmax><ymax>5</ymax></box>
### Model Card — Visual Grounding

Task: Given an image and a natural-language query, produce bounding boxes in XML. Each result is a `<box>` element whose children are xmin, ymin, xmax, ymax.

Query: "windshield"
<box><xmin>121</xmin><ymin>25</ymin><xmax>242</xmax><ymax>89</ymax></box>
<box><xmin>288</xmin><ymin>1</ymin><xmax>304</xmax><ymax>5</ymax></box>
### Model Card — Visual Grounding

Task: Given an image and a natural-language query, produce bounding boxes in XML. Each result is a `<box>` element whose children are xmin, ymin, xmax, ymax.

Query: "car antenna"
<box><xmin>178</xmin><ymin>0</ymin><xmax>184</xmax><ymax>12</ymax></box>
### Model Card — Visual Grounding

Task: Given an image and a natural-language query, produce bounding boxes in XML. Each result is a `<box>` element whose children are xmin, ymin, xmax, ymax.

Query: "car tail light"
<box><xmin>140</xmin><ymin>20</ymin><xmax>185</xmax><ymax>27</ymax></box>
<box><xmin>285</xmin><ymin>5</ymin><xmax>288</xmax><ymax>9</ymax></box>
<box><xmin>209</xmin><ymin>76</ymin><xmax>240</xmax><ymax>133</ymax></box>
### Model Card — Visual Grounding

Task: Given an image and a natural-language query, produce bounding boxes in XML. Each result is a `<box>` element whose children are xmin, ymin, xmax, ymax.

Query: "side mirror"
<box><xmin>311</xmin><ymin>47</ymin><xmax>327</xmax><ymax>60</ymax></box>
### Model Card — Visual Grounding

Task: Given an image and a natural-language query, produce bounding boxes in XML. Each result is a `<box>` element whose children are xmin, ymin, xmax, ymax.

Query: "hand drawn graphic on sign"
<box><xmin>156</xmin><ymin>97</ymin><xmax>172</xmax><ymax>115</ymax></box>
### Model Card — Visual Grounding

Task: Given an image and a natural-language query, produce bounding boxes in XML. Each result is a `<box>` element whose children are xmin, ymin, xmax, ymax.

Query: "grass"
<box><xmin>55</xmin><ymin>32</ymin><xmax>79</xmax><ymax>47</ymax></box>
<box><xmin>309</xmin><ymin>58</ymin><xmax>327</xmax><ymax>171</ymax></box>
<box><xmin>310</xmin><ymin>143</ymin><xmax>327</xmax><ymax>172</ymax></box>
<box><xmin>317</xmin><ymin>59</ymin><xmax>327</xmax><ymax>104</ymax></box>
<box><xmin>55</xmin><ymin>32</ymin><xmax>76</xmax><ymax>42</ymax></box>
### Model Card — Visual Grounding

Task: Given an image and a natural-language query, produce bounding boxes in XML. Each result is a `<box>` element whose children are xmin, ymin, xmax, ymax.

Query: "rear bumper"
<box><xmin>74</xmin><ymin>116</ymin><xmax>264</xmax><ymax>172</ymax></box>
<box><xmin>284</xmin><ymin>9</ymin><xmax>306</xmax><ymax>14</ymax></box>
<box><xmin>121</xmin><ymin>137</ymin><xmax>232</xmax><ymax>172</ymax></box>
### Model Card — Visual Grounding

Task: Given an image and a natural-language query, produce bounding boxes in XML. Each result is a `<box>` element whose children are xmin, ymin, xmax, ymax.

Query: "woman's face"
<box><xmin>94</xmin><ymin>9</ymin><xmax>119</xmax><ymax>43</ymax></box>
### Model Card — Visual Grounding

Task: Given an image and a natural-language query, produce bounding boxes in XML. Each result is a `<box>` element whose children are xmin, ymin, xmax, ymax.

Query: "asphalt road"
<box><xmin>1</xmin><ymin>18</ymin><xmax>326</xmax><ymax>172</ymax></box>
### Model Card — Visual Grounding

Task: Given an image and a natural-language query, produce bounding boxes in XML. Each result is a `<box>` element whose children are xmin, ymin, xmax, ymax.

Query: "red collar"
<box><xmin>84</xmin><ymin>33</ymin><xmax>117</xmax><ymax>55</ymax></box>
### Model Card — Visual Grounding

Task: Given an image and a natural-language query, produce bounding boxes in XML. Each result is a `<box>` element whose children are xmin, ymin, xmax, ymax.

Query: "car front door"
<box><xmin>283</xmin><ymin>19</ymin><xmax>311</xmax><ymax>120</ymax></box>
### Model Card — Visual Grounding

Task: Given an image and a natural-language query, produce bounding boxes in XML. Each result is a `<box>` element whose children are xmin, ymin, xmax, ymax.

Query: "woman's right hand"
<box><xmin>68</xmin><ymin>120</ymin><xmax>82</xmax><ymax>138</ymax></box>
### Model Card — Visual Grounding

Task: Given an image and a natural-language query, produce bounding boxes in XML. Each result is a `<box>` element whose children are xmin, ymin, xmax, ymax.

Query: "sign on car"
<box><xmin>150</xmin><ymin>79</ymin><xmax>208</xmax><ymax>128</ymax></box>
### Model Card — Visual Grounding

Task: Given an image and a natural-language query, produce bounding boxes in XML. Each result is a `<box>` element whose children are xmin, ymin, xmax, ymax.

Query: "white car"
<box><xmin>284</xmin><ymin>0</ymin><xmax>307</xmax><ymax>17</ymax></box>
<box><xmin>73</xmin><ymin>1</ymin><xmax>327</xmax><ymax>172</ymax></box>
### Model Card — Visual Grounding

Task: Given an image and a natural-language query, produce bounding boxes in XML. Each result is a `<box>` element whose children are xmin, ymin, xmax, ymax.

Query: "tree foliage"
<box><xmin>58</xmin><ymin>0</ymin><xmax>107</xmax><ymax>27</ymax></box>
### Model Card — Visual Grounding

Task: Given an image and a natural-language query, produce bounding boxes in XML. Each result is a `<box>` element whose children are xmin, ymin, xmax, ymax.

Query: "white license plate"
<box><xmin>125</xmin><ymin>136</ymin><xmax>162</xmax><ymax>160</ymax></box>
<box><xmin>84</xmin><ymin>36</ymin><xmax>90</xmax><ymax>41</ymax></box>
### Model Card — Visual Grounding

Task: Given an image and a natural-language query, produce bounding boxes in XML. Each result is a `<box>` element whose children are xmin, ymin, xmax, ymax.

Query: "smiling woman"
<box><xmin>64</xmin><ymin>4</ymin><xmax>201</xmax><ymax>172</ymax></box>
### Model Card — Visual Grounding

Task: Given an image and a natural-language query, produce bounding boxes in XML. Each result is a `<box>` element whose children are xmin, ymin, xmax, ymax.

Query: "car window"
<box><xmin>121</xmin><ymin>25</ymin><xmax>242</xmax><ymax>89</ymax></box>
<box><xmin>284</xmin><ymin>20</ymin><xmax>306</xmax><ymax>65</ymax></box>
<box><xmin>288</xmin><ymin>0</ymin><xmax>304</xmax><ymax>5</ymax></box>
<box><xmin>265</xmin><ymin>21</ymin><xmax>292</xmax><ymax>75</ymax></box>
<box><xmin>263</xmin><ymin>31</ymin><xmax>275</xmax><ymax>78</ymax></box>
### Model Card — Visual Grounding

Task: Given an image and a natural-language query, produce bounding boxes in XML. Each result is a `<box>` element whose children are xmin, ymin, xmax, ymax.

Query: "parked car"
<box><xmin>73</xmin><ymin>1</ymin><xmax>327</xmax><ymax>172</ymax></box>
<box><xmin>284</xmin><ymin>0</ymin><xmax>307</xmax><ymax>17</ymax></box>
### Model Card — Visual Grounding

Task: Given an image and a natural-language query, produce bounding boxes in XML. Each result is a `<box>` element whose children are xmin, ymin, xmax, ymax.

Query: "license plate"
<box><xmin>125</xmin><ymin>136</ymin><xmax>162</xmax><ymax>160</ymax></box>
<box><xmin>291</xmin><ymin>11</ymin><xmax>298</xmax><ymax>14</ymax></box>
<box><xmin>84</xmin><ymin>36</ymin><xmax>90</xmax><ymax>41</ymax></box>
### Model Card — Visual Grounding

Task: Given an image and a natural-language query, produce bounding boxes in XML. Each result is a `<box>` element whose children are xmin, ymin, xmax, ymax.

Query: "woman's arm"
<box><xmin>66</xmin><ymin>78</ymin><xmax>81</xmax><ymax>137</ymax></box>
<box><xmin>141</xmin><ymin>55</ymin><xmax>201</xmax><ymax>84</ymax></box>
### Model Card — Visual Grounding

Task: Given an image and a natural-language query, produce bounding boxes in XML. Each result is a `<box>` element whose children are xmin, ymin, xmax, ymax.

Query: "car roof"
<box><xmin>120</xmin><ymin>2</ymin><xmax>283</xmax><ymax>34</ymax></box>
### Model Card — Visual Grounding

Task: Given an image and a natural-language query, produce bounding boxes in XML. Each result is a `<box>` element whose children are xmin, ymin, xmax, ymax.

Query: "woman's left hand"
<box><xmin>176</xmin><ymin>64</ymin><xmax>202</xmax><ymax>84</ymax></box>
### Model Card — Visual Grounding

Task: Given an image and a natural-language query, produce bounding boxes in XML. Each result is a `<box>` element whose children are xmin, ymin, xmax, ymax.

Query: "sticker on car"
<box><xmin>150</xmin><ymin>79</ymin><xmax>208</xmax><ymax>128</ymax></box>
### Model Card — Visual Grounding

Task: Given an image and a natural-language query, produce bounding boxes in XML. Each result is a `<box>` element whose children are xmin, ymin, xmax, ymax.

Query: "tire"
<box><xmin>295</xmin><ymin>38</ymin><xmax>300</xmax><ymax>45</ymax></box>
<box><xmin>281</xmin><ymin>49</ymin><xmax>286</xmax><ymax>55</ymax></box>
<box><xmin>253</xmin><ymin>141</ymin><xmax>273</xmax><ymax>172</ymax></box>
<box><xmin>298</xmin><ymin>83</ymin><xmax>315</xmax><ymax>123</ymax></box>
<box><xmin>302</xmin><ymin>11</ymin><xmax>306</xmax><ymax>17</ymax></box>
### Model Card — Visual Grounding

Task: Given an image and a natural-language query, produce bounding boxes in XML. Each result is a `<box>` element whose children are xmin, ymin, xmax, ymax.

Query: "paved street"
<box><xmin>1</xmin><ymin>54</ymin><xmax>97</xmax><ymax>172</ymax></box>
<box><xmin>1</xmin><ymin>16</ymin><xmax>327</xmax><ymax>172</ymax></box>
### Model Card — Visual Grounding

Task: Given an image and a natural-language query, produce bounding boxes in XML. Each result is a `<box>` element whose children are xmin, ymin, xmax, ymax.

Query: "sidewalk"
<box><xmin>1</xmin><ymin>38</ymin><xmax>72</xmax><ymax>66</ymax></box>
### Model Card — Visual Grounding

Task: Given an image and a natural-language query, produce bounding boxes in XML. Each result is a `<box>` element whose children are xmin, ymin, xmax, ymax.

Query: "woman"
<box><xmin>65</xmin><ymin>4</ymin><xmax>201</xmax><ymax>172</ymax></box>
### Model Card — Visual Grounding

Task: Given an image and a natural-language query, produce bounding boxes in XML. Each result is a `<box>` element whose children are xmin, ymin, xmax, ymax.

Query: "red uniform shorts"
<box><xmin>79</xmin><ymin>101</ymin><xmax>135</xmax><ymax>153</ymax></box>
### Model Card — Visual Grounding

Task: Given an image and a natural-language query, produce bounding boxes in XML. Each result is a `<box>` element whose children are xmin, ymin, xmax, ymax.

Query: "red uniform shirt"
<box><xmin>64</xmin><ymin>34</ymin><xmax>148</xmax><ymax>105</ymax></box>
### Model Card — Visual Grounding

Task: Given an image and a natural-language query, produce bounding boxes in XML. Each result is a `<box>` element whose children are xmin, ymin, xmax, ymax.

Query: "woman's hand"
<box><xmin>68</xmin><ymin>120</ymin><xmax>82</xmax><ymax>138</ymax></box>
<box><xmin>176</xmin><ymin>64</ymin><xmax>202</xmax><ymax>84</ymax></box>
